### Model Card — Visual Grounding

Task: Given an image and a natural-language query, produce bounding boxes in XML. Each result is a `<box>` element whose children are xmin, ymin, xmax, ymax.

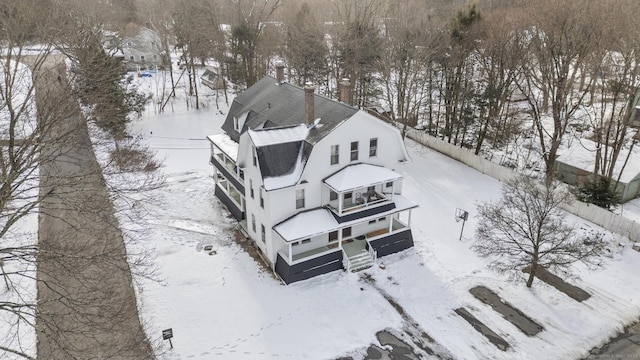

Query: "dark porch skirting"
<box><xmin>369</xmin><ymin>228</ymin><xmax>414</xmax><ymax>257</ymax></box>
<box><xmin>215</xmin><ymin>185</ymin><xmax>244</xmax><ymax>221</ymax></box>
<box><xmin>275</xmin><ymin>250</ymin><xmax>343</xmax><ymax>284</ymax></box>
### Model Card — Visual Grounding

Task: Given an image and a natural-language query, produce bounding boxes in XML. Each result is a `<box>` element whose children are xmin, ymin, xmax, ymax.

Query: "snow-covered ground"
<box><xmin>122</xmin><ymin>71</ymin><xmax>640</xmax><ymax>360</ymax></box>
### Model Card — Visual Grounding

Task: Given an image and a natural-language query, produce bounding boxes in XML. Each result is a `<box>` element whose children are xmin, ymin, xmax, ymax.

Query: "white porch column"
<box><xmin>408</xmin><ymin>209</ymin><xmax>412</xmax><ymax>226</ymax></box>
<box><xmin>338</xmin><ymin>229</ymin><xmax>343</xmax><ymax>249</ymax></box>
<box><xmin>288</xmin><ymin>242</ymin><xmax>292</xmax><ymax>263</ymax></box>
<box><xmin>338</xmin><ymin>193</ymin><xmax>344</xmax><ymax>215</ymax></box>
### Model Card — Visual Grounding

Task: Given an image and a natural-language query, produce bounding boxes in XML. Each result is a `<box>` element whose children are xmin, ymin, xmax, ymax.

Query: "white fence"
<box><xmin>405</xmin><ymin>128</ymin><xmax>640</xmax><ymax>242</ymax></box>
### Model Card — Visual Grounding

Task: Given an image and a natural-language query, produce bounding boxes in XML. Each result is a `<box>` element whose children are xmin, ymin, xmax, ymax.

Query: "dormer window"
<box><xmin>234</xmin><ymin>117</ymin><xmax>239</xmax><ymax>130</ymax></box>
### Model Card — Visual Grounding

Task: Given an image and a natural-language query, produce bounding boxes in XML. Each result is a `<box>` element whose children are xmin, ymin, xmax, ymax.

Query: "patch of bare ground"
<box><xmin>454</xmin><ymin>308</ymin><xmax>510</xmax><ymax>351</ymax></box>
<box><xmin>523</xmin><ymin>266</ymin><xmax>591</xmax><ymax>302</ymax></box>
<box><xmin>361</xmin><ymin>273</ymin><xmax>455</xmax><ymax>359</ymax></box>
<box><xmin>470</xmin><ymin>286</ymin><xmax>543</xmax><ymax>336</ymax></box>
<box><xmin>230</xmin><ymin>226</ymin><xmax>279</xmax><ymax>280</ymax></box>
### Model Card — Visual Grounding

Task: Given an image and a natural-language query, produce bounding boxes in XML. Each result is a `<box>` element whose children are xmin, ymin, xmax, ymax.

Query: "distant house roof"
<box><xmin>556</xmin><ymin>139</ymin><xmax>640</xmax><ymax>183</ymax></box>
<box><xmin>201</xmin><ymin>68</ymin><xmax>225</xmax><ymax>90</ymax></box>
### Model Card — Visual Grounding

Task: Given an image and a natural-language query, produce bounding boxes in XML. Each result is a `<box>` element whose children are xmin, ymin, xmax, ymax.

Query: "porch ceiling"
<box><xmin>273</xmin><ymin>194</ymin><xmax>418</xmax><ymax>242</ymax></box>
<box><xmin>324</xmin><ymin>163</ymin><xmax>402</xmax><ymax>192</ymax></box>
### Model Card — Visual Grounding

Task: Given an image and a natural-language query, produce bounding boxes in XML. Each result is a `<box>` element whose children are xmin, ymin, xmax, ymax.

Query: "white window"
<box><xmin>369</xmin><ymin>138</ymin><xmax>378</xmax><ymax>157</ymax></box>
<box><xmin>330</xmin><ymin>190</ymin><xmax>338</xmax><ymax>201</ymax></box>
<box><xmin>330</xmin><ymin>145</ymin><xmax>339</xmax><ymax>165</ymax></box>
<box><xmin>296</xmin><ymin>189</ymin><xmax>305</xmax><ymax>209</ymax></box>
<box><xmin>129</xmin><ymin>55</ymin><xmax>134</xmax><ymax>61</ymax></box>
<box><xmin>350</xmin><ymin>141</ymin><xmax>358</xmax><ymax>161</ymax></box>
<box><xmin>250</xmin><ymin>179</ymin><xmax>254</xmax><ymax>198</ymax></box>
<box><xmin>261</xmin><ymin>224</ymin><xmax>266</xmax><ymax>243</ymax></box>
<box><xmin>251</xmin><ymin>214</ymin><xmax>256</xmax><ymax>232</ymax></box>
<box><xmin>253</xmin><ymin>148</ymin><xmax>257</xmax><ymax>167</ymax></box>
<box><xmin>301</xmin><ymin>238</ymin><xmax>311</xmax><ymax>244</ymax></box>
<box><xmin>234</xmin><ymin>117</ymin><xmax>239</xmax><ymax>130</ymax></box>
<box><xmin>260</xmin><ymin>188</ymin><xmax>264</xmax><ymax>208</ymax></box>
<box><xmin>140</xmin><ymin>55</ymin><xmax>145</xmax><ymax>62</ymax></box>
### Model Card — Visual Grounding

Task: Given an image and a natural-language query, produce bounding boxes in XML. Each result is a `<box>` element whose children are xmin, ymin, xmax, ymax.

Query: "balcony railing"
<box><xmin>281</xmin><ymin>219</ymin><xmax>409</xmax><ymax>265</ymax></box>
<box><xmin>327</xmin><ymin>191</ymin><xmax>390</xmax><ymax>215</ymax></box>
<box><xmin>213</xmin><ymin>152</ymin><xmax>244</xmax><ymax>181</ymax></box>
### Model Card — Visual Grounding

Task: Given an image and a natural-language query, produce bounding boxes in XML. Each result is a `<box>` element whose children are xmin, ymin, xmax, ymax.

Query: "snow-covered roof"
<box><xmin>273</xmin><ymin>195</ymin><xmax>418</xmax><ymax>242</ymax></box>
<box><xmin>248</xmin><ymin>124</ymin><xmax>309</xmax><ymax>147</ymax></box>
<box><xmin>207</xmin><ymin>133</ymin><xmax>238</xmax><ymax>161</ymax></box>
<box><xmin>556</xmin><ymin>139</ymin><xmax>640</xmax><ymax>183</ymax></box>
<box><xmin>324</xmin><ymin>163</ymin><xmax>403</xmax><ymax>192</ymax></box>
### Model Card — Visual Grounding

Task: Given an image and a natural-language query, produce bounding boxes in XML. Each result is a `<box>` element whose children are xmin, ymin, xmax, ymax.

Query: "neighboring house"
<box><xmin>555</xmin><ymin>138</ymin><xmax>640</xmax><ymax>202</ymax></box>
<box><xmin>119</xmin><ymin>23</ymin><xmax>164</xmax><ymax>69</ymax></box>
<box><xmin>200</xmin><ymin>68</ymin><xmax>225</xmax><ymax>90</ymax></box>
<box><xmin>208</xmin><ymin>68</ymin><xmax>418</xmax><ymax>284</ymax></box>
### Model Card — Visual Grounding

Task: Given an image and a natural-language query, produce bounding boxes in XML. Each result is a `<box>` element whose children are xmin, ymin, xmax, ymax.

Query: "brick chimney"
<box><xmin>275</xmin><ymin>62</ymin><xmax>285</xmax><ymax>84</ymax></box>
<box><xmin>304</xmin><ymin>82</ymin><xmax>314</xmax><ymax>125</ymax></box>
<box><xmin>339</xmin><ymin>78</ymin><xmax>351</xmax><ymax>105</ymax></box>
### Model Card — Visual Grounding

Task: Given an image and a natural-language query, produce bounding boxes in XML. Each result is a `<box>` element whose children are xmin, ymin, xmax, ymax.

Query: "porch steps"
<box><xmin>348</xmin><ymin>250</ymin><xmax>375</xmax><ymax>272</ymax></box>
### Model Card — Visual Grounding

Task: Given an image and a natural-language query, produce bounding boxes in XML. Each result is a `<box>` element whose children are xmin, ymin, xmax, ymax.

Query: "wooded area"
<box><xmin>131</xmin><ymin>0</ymin><xmax>640</xmax><ymax>187</ymax></box>
<box><xmin>1</xmin><ymin>0</ymin><xmax>640</xmax><ymax>357</ymax></box>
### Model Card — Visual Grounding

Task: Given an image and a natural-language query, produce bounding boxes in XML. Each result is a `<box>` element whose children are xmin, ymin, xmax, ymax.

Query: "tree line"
<box><xmin>133</xmin><ymin>0</ymin><xmax>640</xmax><ymax>202</ymax></box>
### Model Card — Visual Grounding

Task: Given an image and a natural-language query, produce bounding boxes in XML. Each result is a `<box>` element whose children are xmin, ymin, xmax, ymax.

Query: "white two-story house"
<box><xmin>208</xmin><ymin>68</ymin><xmax>418</xmax><ymax>284</ymax></box>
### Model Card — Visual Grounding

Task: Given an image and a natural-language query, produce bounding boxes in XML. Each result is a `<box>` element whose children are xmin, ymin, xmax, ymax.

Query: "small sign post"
<box><xmin>455</xmin><ymin>208</ymin><xmax>469</xmax><ymax>241</ymax></box>
<box><xmin>162</xmin><ymin>328</ymin><xmax>174</xmax><ymax>349</ymax></box>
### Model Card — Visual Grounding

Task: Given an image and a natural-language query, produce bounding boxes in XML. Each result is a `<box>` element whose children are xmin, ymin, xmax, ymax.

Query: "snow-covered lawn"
<box><xmin>125</xmin><ymin>72</ymin><xmax>640</xmax><ymax>360</ymax></box>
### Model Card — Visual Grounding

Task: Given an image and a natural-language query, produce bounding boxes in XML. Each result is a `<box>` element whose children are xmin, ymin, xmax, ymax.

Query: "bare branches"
<box><xmin>473</xmin><ymin>175</ymin><xmax>607</xmax><ymax>288</ymax></box>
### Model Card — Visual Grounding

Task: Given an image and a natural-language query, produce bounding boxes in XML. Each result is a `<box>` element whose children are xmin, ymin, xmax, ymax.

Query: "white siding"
<box><xmin>237</xmin><ymin>110</ymin><xmax>409</xmax><ymax>267</ymax></box>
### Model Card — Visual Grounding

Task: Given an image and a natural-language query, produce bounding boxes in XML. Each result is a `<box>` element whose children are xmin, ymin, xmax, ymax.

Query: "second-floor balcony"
<box><xmin>208</xmin><ymin>134</ymin><xmax>242</xmax><ymax>175</ymax></box>
<box><xmin>324</xmin><ymin>163</ymin><xmax>402</xmax><ymax>222</ymax></box>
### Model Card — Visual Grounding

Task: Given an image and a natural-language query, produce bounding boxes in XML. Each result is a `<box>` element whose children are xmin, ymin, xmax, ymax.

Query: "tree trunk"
<box><xmin>526</xmin><ymin>264</ymin><xmax>536</xmax><ymax>288</ymax></box>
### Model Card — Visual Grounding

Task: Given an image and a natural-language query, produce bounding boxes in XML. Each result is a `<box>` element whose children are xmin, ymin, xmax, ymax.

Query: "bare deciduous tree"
<box><xmin>516</xmin><ymin>0</ymin><xmax>604</xmax><ymax>181</ymax></box>
<box><xmin>1</xmin><ymin>1</ymin><xmax>160</xmax><ymax>358</ymax></box>
<box><xmin>473</xmin><ymin>175</ymin><xmax>606</xmax><ymax>288</ymax></box>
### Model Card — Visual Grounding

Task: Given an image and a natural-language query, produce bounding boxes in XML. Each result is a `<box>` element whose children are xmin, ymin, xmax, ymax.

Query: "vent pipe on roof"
<box><xmin>275</xmin><ymin>62</ymin><xmax>285</xmax><ymax>84</ymax></box>
<box><xmin>339</xmin><ymin>78</ymin><xmax>351</xmax><ymax>105</ymax></box>
<box><xmin>304</xmin><ymin>82</ymin><xmax>314</xmax><ymax>126</ymax></box>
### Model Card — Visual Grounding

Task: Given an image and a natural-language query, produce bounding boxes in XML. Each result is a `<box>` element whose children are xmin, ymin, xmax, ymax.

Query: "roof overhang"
<box><xmin>208</xmin><ymin>133</ymin><xmax>239</xmax><ymax>162</ymax></box>
<box><xmin>273</xmin><ymin>195</ymin><xmax>417</xmax><ymax>242</ymax></box>
<box><xmin>324</xmin><ymin>163</ymin><xmax>402</xmax><ymax>192</ymax></box>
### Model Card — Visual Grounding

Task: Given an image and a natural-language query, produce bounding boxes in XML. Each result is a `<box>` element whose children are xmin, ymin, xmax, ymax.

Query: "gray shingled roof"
<box><xmin>222</xmin><ymin>76</ymin><xmax>359</xmax><ymax>189</ymax></box>
<box><xmin>222</xmin><ymin>76</ymin><xmax>358</xmax><ymax>144</ymax></box>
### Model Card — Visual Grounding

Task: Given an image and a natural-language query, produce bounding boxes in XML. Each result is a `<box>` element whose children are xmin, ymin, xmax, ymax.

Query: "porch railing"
<box><xmin>367</xmin><ymin>242</ymin><xmax>378</xmax><ymax>265</ymax></box>
<box><xmin>341</xmin><ymin>249</ymin><xmax>352</xmax><ymax>272</ymax></box>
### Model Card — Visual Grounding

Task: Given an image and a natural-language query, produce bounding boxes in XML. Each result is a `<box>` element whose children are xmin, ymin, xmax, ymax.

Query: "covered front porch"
<box><xmin>272</xmin><ymin>198</ymin><xmax>417</xmax><ymax>284</ymax></box>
